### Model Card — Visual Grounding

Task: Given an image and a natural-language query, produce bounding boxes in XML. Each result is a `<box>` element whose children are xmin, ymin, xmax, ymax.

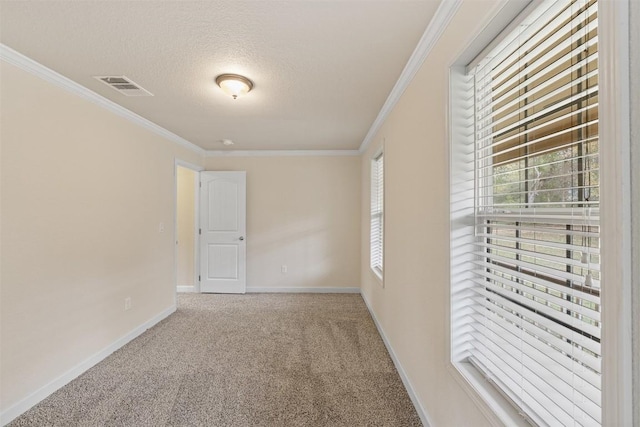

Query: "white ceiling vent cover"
<box><xmin>94</xmin><ymin>76</ymin><xmax>153</xmax><ymax>96</ymax></box>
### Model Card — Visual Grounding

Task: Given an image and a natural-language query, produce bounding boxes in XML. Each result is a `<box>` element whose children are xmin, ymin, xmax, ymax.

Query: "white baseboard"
<box><xmin>0</xmin><ymin>305</ymin><xmax>176</xmax><ymax>426</ymax></box>
<box><xmin>177</xmin><ymin>285</ymin><xmax>197</xmax><ymax>293</ymax></box>
<box><xmin>246</xmin><ymin>287</ymin><xmax>360</xmax><ymax>294</ymax></box>
<box><xmin>360</xmin><ymin>293</ymin><xmax>433</xmax><ymax>427</ymax></box>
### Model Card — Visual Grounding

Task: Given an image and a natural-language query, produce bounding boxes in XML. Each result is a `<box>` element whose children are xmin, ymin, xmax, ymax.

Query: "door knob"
<box><xmin>239</xmin><ymin>236</ymin><xmax>244</xmax><ymax>241</ymax></box>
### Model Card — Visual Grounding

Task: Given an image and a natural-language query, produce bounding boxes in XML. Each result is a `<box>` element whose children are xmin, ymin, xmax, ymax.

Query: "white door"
<box><xmin>199</xmin><ymin>171</ymin><xmax>246</xmax><ymax>293</ymax></box>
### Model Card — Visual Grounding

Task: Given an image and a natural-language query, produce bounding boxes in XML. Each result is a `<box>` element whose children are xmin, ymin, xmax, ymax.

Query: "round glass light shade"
<box><xmin>215</xmin><ymin>74</ymin><xmax>253</xmax><ymax>99</ymax></box>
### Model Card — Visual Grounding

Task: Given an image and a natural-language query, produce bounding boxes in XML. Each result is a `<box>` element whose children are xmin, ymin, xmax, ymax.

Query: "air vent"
<box><xmin>93</xmin><ymin>76</ymin><xmax>153</xmax><ymax>97</ymax></box>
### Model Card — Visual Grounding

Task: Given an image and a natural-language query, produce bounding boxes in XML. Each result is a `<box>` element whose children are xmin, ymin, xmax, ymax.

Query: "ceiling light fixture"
<box><xmin>215</xmin><ymin>74</ymin><xmax>253</xmax><ymax>99</ymax></box>
<box><xmin>222</xmin><ymin>139</ymin><xmax>234</xmax><ymax>146</ymax></box>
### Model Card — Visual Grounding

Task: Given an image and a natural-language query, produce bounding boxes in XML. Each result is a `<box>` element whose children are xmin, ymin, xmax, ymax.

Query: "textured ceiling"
<box><xmin>0</xmin><ymin>1</ymin><xmax>440</xmax><ymax>151</ymax></box>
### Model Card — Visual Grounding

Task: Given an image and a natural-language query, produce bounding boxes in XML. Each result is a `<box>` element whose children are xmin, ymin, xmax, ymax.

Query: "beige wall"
<box><xmin>205</xmin><ymin>156</ymin><xmax>361</xmax><ymax>290</ymax></box>
<box><xmin>359</xmin><ymin>1</ymin><xmax>505</xmax><ymax>425</ymax></box>
<box><xmin>0</xmin><ymin>61</ymin><xmax>203</xmax><ymax>413</ymax></box>
<box><xmin>176</xmin><ymin>166</ymin><xmax>196</xmax><ymax>287</ymax></box>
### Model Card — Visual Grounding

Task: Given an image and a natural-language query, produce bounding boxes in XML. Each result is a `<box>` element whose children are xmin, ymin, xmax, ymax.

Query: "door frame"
<box><xmin>174</xmin><ymin>159</ymin><xmax>204</xmax><ymax>298</ymax></box>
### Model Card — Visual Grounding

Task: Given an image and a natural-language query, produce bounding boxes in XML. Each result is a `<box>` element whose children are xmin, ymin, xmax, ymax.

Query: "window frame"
<box><xmin>448</xmin><ymin>0</ymin><xmax>634</xmax><ymax>425</ymax></box>
<box><xmin>370</xmin><ymin>150</ymin><xmax>384</xmax><ymax>281</ymax></box>
<box><xmin>598</xmin><ymin>1</ymin><xmax>633</xmax><ymax>424</ymax></box>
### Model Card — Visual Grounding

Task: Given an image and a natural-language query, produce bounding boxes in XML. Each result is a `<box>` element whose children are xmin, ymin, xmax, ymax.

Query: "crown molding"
<box><xmin>358</xmin><ymin>0</ymin><xmax>463</xmax><ymax>154</ymax></box>
<box><xmin>206</xmin><ymin>149</ymin><xmax>360</xmax><ymax>157</ymax></box>
<box><xmin>0</xmin><ymin>44</ymin><xmax>206</xmax><ymax>156</ymax></box>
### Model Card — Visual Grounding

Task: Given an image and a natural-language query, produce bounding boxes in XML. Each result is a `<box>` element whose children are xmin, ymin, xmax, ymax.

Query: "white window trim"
<box><xmin>370</xmin><ymin>148</ymin><xmax>384</xmax><ymax>284</ymax></box>
<box><xmin>447</xmin><ymin>1</ymin><xmax>634</xmax><ymax>425</ymax></box>
<box><xmin>598</xmin><ymin>0</ymin><xmax>633</xmax><ymax>425</ymax></box>
<box><xmin>630</xmin><ymin>1</ymin><xmax>640</xmax><ymax>422</ymax></box>
<box><xmin>449</xmin><ymin>63</ymin><xmax>530</xmax><ymax>427</ymax></box>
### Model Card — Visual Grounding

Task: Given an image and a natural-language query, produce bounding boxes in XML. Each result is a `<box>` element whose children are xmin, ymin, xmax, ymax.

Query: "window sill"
<box><xmin>449</xmin><ymin>361</ymin><xmax>530</xmax><ymax>427</ymax></box>
<box><xmin>370</xmin><ymin>267</ymin><xmax>384</xmax><ymax>287</ymax></box>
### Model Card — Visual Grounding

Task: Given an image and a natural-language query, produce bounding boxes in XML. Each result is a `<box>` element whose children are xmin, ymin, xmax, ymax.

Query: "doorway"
<box><xmin>175</xmin><ymin>160</ymin><xmax>202</xmax><ymax>293</ymax></box>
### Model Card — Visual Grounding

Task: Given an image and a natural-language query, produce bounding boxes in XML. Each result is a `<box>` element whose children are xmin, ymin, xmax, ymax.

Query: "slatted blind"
<box><xmin>456</xmin><ymin>0</ymin><xmax>601</xmax><ymax>425</ymax></box>
<box><xmin>371</xmin><ymin>152</ymin><xmax>384</xmax><ymax>275</ymax></box>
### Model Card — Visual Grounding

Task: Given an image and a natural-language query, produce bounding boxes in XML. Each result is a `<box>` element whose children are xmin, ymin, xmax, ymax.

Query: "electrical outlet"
<box><xmin>159</xmin><ymin>222</ymin><xmax>165</xmax><ymax>233</ymax></box>
<box><xmin>124</xmin><ymin>297</ymin><xmax>132</xmax><ymax>311</ymax></box>
<box><xmin>281</xmin><ymin>265</ymin><xmax>288</xmax><ymax>274</ymax></box>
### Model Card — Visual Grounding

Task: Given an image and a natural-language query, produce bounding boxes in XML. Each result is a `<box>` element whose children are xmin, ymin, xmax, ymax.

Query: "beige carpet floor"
<box><xmin>9</xmin><ymin>293</ymin><xmax>422</xmax><ymax>426</ymax></box>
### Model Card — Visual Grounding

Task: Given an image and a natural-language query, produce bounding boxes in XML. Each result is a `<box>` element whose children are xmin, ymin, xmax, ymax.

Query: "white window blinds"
<box><xmin>452</xmin><ymin>0</ymin><xmax>601</xmax><ymax>425</ymax></box>
<box><xmin>371</xmin><ymin>152</ymin><xmax>384</xmax><ymax>275</ymax></box>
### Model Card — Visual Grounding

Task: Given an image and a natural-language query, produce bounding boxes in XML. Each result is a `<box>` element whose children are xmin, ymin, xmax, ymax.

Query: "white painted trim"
<box><xmin>206</xmin><ymin>150</ymin><xmax>360</xmax><ymax>157</ymax></box>
<box><xmin>599</xmin><ymin>0</ymin><xmax>634</xmax><ymax>425</ymax></box>
<box><xmin>193</xmin><ymin>170</ymin><xmax>204</xmax><ymax>293</ymax></box>
<box><xmin>465</xmin><ymin>0</ymin><xmax>538</xmax><ymax>71</ymax></box>
<box><xmin>0</xmin><ymin>305</ymin><xmax>176</xmax><ymax>426</ymax></box>
<box><xmin>193</xmin><ymin>173</ymin><xmax>201</xmax><ymax>294</ymax></box>
<box><xmin>630</xmin><ymin>1</ymin><xmax>640</xmax><ymax>422</ymax></box>
<box><xmin>369</xmin><ymin>268</ymin><xmax>384</xmax><ymax>286</ymax></box>
<box><xmin>370</xmin><ymin>146</ymin><xmax>385</xmax><ymax>287</ymax></box>
<box><xmin>447</xmin><ymin>364</ymin><xmax>523</xmax><ymax>427</ymax></box>
<box><xmin>175</xmin><ymin>159</ymin><xmax>204</xmax><ymax>172</ymax></box>
<box><xmin>358</xmin><ymin>0</ymin><xmax>462</xmax><ymax>154</ymax></box>
<box><xmin>177</xmin><ymin>285</ymin><xmax>197</xmax><ymax>293</ymax></box>
<box><xmin>447</xmin><ymin>64</ymin><xmax>520</xmax><ymax>427</ymax></box>
<box><xmin>174</xmin><ymin>159</ymin><xmax>203</xmax><ymax>297</ymax></box>
<box><xmin>360</xmin><ymin>293</ymin><xmax>433</xmax><ymax>427</ymax></box>
<box><xmin>246</xmin><ymin>287</ymin><xmax>360</xmax><ymax>294</ymax></box>
<box><xmin>0</xmin><ymin>44</ymin><xmax>206</xmax><ymax>156</ymax></box>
